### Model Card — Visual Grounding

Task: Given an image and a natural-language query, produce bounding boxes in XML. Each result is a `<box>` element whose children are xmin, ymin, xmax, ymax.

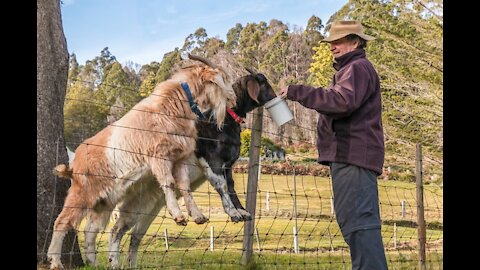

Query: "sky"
<box><xmin>61</xmin><ymin>0</ymin><xmax>348</xmax><ymax>66</ymax></box>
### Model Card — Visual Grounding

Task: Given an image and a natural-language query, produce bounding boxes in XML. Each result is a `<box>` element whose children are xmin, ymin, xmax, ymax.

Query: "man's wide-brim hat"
<box><xmin>322</xmin><ymin>20</ymin><xmax>375</xmax><ymax>42</ymax></box>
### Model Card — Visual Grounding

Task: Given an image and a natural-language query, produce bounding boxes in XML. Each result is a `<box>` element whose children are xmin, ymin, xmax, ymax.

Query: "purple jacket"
<box><xmin>287</xmin><ymin>49</ymin><xmax>384</xmax><ymax>175</ymax></box>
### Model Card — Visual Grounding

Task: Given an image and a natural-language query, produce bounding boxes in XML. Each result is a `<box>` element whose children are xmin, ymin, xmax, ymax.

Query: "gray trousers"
<box><xmin>330</xmin><ymin>162</ymin><xmax>388</xmax><ymax>270</ymax></box>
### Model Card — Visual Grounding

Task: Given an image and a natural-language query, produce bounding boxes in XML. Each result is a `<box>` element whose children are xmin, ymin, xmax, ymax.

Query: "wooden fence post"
<box><xmin>241</xmin><ymin>107</ymin><xmax>263</xmax><ymax>265</ymax></box>
<box><xmin>416</xmin><ymin>144</ymin><xmax>426</xmax><ymax>270</ymax></box>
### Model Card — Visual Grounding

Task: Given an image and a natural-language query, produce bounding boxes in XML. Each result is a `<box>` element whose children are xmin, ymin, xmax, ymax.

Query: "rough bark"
<box><xmin>37</xmin><ymin>0</ymin><xmax>84</xmax><ymax>267</ymax></box>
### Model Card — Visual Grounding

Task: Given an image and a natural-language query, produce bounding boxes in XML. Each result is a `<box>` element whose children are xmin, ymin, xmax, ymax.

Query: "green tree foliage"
<box><xmin>308</xmin><ymin>42</ymin><xmax>335</xmax><ymax>86</ymax></box>
<box><xmin>203</xmin><ymin>37</ymin><xmax>225</xmax><ymax>57</ymax></box>
<box><xmin>238</xmin><ymin>22</ymin><xmax>267</xmax><ymax>68</ymax></box>
<box><xmin>183</xmin><ymin>27</ymin><xmax>208</xmax><ymax>54</ymax></box>
<box><xmin>194</xmin><ymin>27</ymin><xmax>208</xmax><ymax>48</ymax></box>
<box><xmin>304</xmin><ymin>15</ymin><xmax>325</xmax><ymax>49</ymax></box>
<box><xmin>138</xmin><ymin>61</ymin><xmax>161</xmax><ymax>96</ymax></box>
<box><xmin>155</xmin><ymin>49</ymin><xmax>181</xmax><ymax>83</ymax></box>
<box><xmin>139</xmin><ymin>61</ymin><xmax>160</xmax><ymax>80</ymax></box>
<box><xmin>95</xmin><ymin>62</ymin><xmax>142</xmax><ymax>122</ymax></box>
<box><xmin>139</xmin><ymin>49</ymin><xmax>181</xmax><ymax>97</ymax></box>
<box><xmin>240</xmin><ymin>129</ymin><xmax>285</xmax><ymax>157</ymax></box>
<box><xmin>240</xmin><ymin>129</ymin><xmax>252</xmax><ymax>157</ymax></box>
<box><xmin>123</xmin><ymin>61</ymin><xmax>142</xmax><ymax>91</ymax></box>
<box><xmin>98</xmin><ymin>47</ymin><xmax>117</xmax><ymax>69</ymax></box>
<box><xmin>64</xmin><ymin>49</ymin><xmax>143</xmax><ymax>149</ymax></box>
<box><xmin>182</xmin><ymin>33</ymin><xmax>195</xmax><ymax>52</ymax></box>
<box><xmin>64</xmin><ymin>54</ymin><xmax>105</xmax><ymax>149</ymax></box>
<box><xmin>68</xmin><ymin>53</ymin><xmax>80</xmax><ymax>85</ymax></box>
<box><xmin>64</xmin><ymin>80</ymin><xmax>106</xmax><ymax>150</ymax></box>
<box><xmin>225</xmin><ymin>23</ymin><xmax>243</xmax><ymax>54</ymax></box>
<box><xmin>260</xmin><ymin>20</ymin><xmax>289</xmax><ymax>85</ymax></box>
<box><xmin>88</xmin><ymin>47</ymin><xmax>117</xmax><ymax>87</ymax></box>
<box><xmin>139</xmin><ymin>71</ymin><xmax>157</xmax><ymax>97</ymax></box>
<box><xmin>285</xmin><ymin>28</ymin><xmax>313</xmax><ymax>85</ymax></box>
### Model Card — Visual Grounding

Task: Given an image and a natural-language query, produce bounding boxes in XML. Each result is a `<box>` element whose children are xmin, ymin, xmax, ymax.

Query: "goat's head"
<box><xmin>173</xmin><ymin>54</ymin><xmax>237</xmax><ymax>129</ymax></box>
<box><xmin>232</xmin><ymin>68</ymin><xmax>277</xmax><ymax>115</ymax></box>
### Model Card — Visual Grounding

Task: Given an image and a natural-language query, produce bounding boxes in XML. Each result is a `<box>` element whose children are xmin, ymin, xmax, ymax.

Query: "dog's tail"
<box><xmin>53</xmin><ymin>164</ymin><xmax>73</xmax><ymax>179</ymax></box>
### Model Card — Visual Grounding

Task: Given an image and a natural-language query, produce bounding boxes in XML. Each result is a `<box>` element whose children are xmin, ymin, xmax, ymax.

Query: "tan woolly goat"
<box><xmin>47</xmin><ymin>54</ymin><xmax>236</xmax><ymax>270</ymax></box>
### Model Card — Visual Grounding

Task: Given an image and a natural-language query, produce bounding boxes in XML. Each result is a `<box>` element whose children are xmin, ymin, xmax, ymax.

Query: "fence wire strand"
<box><xmin>38</xmin><ymin>80</ymin><xmax>443</xmax><ymax>269</ymax></box>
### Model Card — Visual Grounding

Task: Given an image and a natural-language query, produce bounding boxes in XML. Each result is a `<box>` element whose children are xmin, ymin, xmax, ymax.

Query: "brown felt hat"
<box><xmin>322</xmin><ymin>20</ymin><xmax>375</xmax><ymax>42</ymax></box>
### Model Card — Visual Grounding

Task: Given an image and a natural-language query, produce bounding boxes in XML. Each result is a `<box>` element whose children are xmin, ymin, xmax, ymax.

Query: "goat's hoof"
<box><xmin>174</xmin><ymin>216</ymin><xmax>188</xmax><ymax>226</ymax></box>
<box><xmin>228</xmin><ymin>208</ymin><xmax>244</xmax><ymax>223</ymax></box>
<box><xmin>109</xmin><ymin>256</ymin><xmax>120</xmax><ymax>269</ymax></box>
<box><xmin>49</xmin><ymin>262</ymin><xmax>65</xmax><ymax>270</ymax></box>
<box><xmin>231</xmin><ymin>215</ymin><xmax>242</xmax><ymax>223</ymax></box>
<box><xmin>48</xmin><ymin>255</ymin><xmax>64</xmax><ymax>270</ymax></box>
<box><xmin>238</xmin><ymin>209</ymin><xmax>252</xmax><ymax>221</ymax></box>
<box><xmin>194</xmin><ymin>215</ymin><xmax>209</xmax><ymax>224</ymax></box>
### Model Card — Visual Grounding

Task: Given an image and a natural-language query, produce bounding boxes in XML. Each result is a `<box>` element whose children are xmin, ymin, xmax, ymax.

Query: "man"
<box><xmin>280</xmin><ymin>20</ymin><xmax>388</xmax><ymax>269</ymax></box>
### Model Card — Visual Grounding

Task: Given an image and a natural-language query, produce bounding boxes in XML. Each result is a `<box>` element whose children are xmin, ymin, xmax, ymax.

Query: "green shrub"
<box><xmin>240</xmin><ymin>129</ymin><xmax>285</xmax><ymax>157</ymax></box>
<box><xmin>240</xmin><ymin>129</ymin><xmax>251</xmax><ymax>157</ymax></box>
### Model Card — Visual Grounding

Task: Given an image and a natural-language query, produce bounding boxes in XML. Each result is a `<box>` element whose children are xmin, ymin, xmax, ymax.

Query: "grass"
<box><xmin>69</xmin><ymin>173</ymin><xmax>442</xmax><ymax>269</ymax></box>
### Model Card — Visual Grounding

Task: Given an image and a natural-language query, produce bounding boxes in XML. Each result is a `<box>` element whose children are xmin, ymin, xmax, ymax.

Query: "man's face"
<box><xmin>329</xmin><ymin>37</ymin><xmax>357</xmax><ymax>58</ymax></box>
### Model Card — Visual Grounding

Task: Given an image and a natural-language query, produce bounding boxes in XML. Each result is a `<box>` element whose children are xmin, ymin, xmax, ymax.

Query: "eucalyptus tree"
<box><xmin>237</xmin><ymin>22</ymin><xmax>267</xmax><ymax>69</ymax></box>
<box><xmin>225</xmin><ymin>23</ymin><xmax>243</xmax><ymax>54</ymax></box>
<box><xmin>95</xmin><ymin>62</ymin><xmax>142</xmax><ymax>123</ymax></box>
<box><xmin>260</xmin><ymin>19</ymin><xmax>289</xmax><ymax>85</ymax></box>
<box><xmin>304</xmin><ymin>15</ymin><xmax>325</xmax><ymax>50</ymax></box>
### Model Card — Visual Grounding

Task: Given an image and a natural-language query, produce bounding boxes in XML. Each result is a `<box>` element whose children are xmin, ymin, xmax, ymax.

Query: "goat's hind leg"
<box><xmin>109</xmin><ymin>203</ymin><xmax>135</xmax><ymax>269</ymax></box>
<box><xmin>83</xmin><ymin>205</ymin><xmax>113</xmax><ymax>266</ymax></box>
<box><xmin>109</xmin><ymin>195</ymin><xmax>161</xmax><ymax>269</ymax></box>
<box><xmin>47</xmin><ymin>193</ymin><xmax>86</xmax><ymax>270</ymax></box>
<box><xmin>127</xmin><ymin>197</ymin><xmax>162</xmax><ymax>268</ymax></box>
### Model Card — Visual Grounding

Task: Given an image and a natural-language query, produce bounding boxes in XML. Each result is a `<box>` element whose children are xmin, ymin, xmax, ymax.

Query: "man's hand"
<box><xmin>279</xmin><ymin>86</ymin><xmax>289</xmax><ymax>99</ymax></box>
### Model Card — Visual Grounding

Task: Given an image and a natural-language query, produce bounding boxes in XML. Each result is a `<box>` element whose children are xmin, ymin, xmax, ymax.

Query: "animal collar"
<box><xmin>226</xmin><ymin>108</ymin><xmax>245</xmax><ymax>124</ymax></box>
<box><xmin>181</xmin><ymin>82</ymin><xmax>205</xmax><ymax>119</ymax></box>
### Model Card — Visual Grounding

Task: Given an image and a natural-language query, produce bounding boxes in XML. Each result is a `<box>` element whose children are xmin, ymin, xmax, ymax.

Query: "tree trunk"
<box><xmin>37</xmin><ymin>0</ymin><xmax>83</xmax><ymax>267</ymax></box>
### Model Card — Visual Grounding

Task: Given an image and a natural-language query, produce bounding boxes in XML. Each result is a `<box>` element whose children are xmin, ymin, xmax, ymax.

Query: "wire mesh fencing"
<box><xmin>37</xmin><ymin>81</ymin><xmax>443</xmax><ymax>269</ymax></box>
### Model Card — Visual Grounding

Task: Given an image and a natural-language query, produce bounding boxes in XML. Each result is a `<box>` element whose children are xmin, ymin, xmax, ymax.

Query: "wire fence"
<box><xmin>38</xmin><ymin>82</ymin><xmax>443</xmax><ymax>269</ymax></box>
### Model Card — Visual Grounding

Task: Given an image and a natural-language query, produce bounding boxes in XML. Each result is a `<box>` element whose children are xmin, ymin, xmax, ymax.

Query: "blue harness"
<box><xmin>181</xmin><ymin>82</ymin><xmax>205</xmax><ymax>119</ymax></box>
